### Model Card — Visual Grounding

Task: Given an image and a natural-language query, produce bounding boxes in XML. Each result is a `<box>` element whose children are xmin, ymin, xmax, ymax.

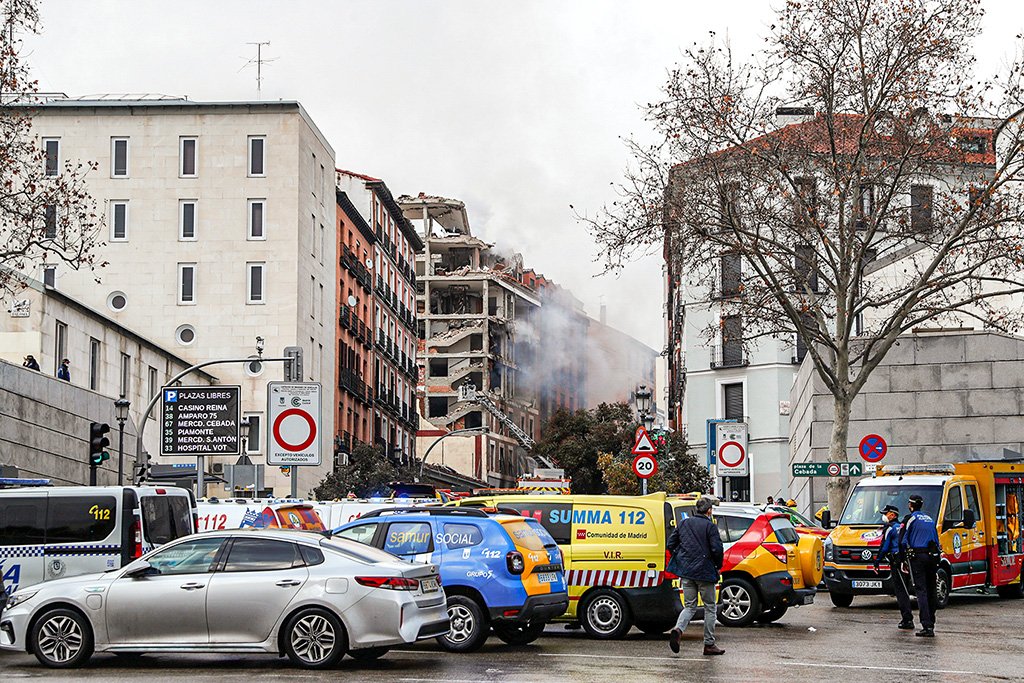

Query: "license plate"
<box><xmin>421</xmin><ymin>577</ymin><xmax>439</xmax><ymax>593</ymax></box>
<box><xmin>852</xmin><ymin>580</ymin><xmax>882</xmax><ymax>589</ymax></box>
<box><xmin>537</xmin><ymin>572</ymin><xmax>557</xmax><ymax>584</ymax></box>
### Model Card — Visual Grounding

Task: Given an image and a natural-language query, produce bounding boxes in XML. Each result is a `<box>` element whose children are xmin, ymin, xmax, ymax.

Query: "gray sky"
<box><xmin>22</xmin><ymin>0</ymin><xmax>1024</xmax><ymax>350</ymax></box>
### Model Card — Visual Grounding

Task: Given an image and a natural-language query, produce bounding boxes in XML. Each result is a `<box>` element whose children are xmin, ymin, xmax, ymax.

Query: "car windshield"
<box><xmin>840</xmin><ymin>484</ymin><xmax>943</xmax><ymax>525</ymax></box>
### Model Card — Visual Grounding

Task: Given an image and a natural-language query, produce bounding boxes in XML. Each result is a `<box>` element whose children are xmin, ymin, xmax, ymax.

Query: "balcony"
<box><xmin>338</xmin><ymin>366</ymin><xmax>368</xmax><ymax>402</ymax></box>
<box><xmin>710</xmin><ymin>344</ymin><xmax>748</xmax><ymax>369</ymax></box>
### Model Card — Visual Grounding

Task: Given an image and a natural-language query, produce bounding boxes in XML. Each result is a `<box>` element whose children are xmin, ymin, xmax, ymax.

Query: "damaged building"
<box><xmin>401</xmin><ymin>194</ymin><xmax>585</xmax><ymax>486</ymax></box>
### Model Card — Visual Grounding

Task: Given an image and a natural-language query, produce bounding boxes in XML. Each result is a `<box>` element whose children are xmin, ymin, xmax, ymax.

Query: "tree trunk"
<box><xmin>825</xmin><ymin>393</ymin><xmax>853</xmax><ymax>517</ymax></box>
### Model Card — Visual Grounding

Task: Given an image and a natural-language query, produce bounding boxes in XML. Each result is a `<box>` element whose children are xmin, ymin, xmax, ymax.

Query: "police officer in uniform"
<box><xmin>874</xmin><ymin>504</ymin><xmax>913</xmax><ymax>629</ymax></box>
<box><xmin>900</xmin><ymin>494</ymin><xmax>941</xmax><ymax>637</ymax></box>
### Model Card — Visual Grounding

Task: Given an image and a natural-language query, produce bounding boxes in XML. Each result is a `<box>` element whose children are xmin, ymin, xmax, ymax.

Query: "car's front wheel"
<box><xmin>437</xmin><ymin>595</ymin><xmax>489</xmax><ymax>652</ymax></box>
<box><xmin>29</xmin><ymin>608</ymin><xmax>94</xmax><ymax>669</ymax></box>
<box><xmin>935</xmin><ymin>567</ymin><xmax>951</xmax><ymax>609</ymax></box>
<box><xmin>282</xmin><ymin>608</ymin><xmax>347</xmax><ymax>669</ymax></box>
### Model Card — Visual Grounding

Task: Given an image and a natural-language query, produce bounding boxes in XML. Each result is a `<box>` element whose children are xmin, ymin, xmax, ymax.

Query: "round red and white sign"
<box><xmin>718</xmin><ymin>440</ymin><xmax>746</xmax><ymax>469</ymax></box>
<box><xmin>272</xmin><ymin>408</ymin><xmax>317</xmax><ymax>452</ymax></box>
<box><xmin>632</xmin><ymin>454</ymin><xmax>658</xmax><ymax>479</ymax></box>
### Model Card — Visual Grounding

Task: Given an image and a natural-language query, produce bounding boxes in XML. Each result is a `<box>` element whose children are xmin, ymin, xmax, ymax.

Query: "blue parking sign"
<box><xmin>164</xmin><ymin>389</ymin><xmax>178</xmax><ymax>403</ymax></box>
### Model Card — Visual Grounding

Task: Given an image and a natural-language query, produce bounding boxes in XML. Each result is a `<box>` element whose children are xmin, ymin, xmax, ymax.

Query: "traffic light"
<box><xmin>89</xmin><ymin>422</ymin><xmax>110</xmax><ymax>485</ymax></box>
<box><xmin>284</xmin><ymin>346</ymin><xmax>303</xmax><ymax>382</ymax></box>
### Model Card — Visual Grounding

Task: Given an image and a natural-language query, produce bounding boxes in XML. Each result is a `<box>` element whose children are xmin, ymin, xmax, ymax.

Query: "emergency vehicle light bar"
<box><xmin>878</xmin><ymin>464</ymin><xmax>956</xmax><ymax>476</ymax></box>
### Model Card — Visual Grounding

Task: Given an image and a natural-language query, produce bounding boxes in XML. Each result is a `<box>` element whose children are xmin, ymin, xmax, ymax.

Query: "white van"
<box><xmin>0</xmin><ymin>485</ymin><xmax>197</xmax><ymax>595</ymax></box>
<box><xmin>196</xmin><ymin>499</ymin><xmax>325</xmax><ymax>532</ymax></box>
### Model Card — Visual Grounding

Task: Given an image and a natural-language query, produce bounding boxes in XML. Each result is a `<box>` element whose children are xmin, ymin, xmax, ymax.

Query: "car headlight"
<box><xmin>5</xmin><ymin>590</ymin><xmax>38</xmax><ymax>609</ymax></box>
<box><xmin>823</xmin><ymin>538</ymin><xmax>834</xmax><ymax>561</ymax></box>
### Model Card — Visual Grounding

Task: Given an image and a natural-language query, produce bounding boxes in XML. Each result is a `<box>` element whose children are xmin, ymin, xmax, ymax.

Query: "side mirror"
<box><xmin>820</xmin><ymin>510</ymin><xmax>833</xmax><ymax>529</ymax></box>
<box><xmin>123</xmin><ymin>561</ymin><xmax>159</xmax><ymax>579</ymax></box>
<box><xmin>963</xmin><ymin>508</ymin><xmax>976</xmax><ymax>529</ymax></box>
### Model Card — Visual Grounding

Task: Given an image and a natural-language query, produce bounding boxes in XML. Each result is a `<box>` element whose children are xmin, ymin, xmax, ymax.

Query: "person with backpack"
<box><xmin>900</xmin><ymin>494</ymin><xmax>941</xmax><ymax>637</ymax></box>
<box><xmin>666</xmin><ymin>496</ymin><xmax>725</xmax><ymax>656</ymax></box>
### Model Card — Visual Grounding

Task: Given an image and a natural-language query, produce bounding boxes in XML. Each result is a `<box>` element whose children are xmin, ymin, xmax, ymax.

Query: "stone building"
<box><xmin>789</xmin><ymin>330</ymin><xmax>1024</xmax><ymax>513</ymax></box>
<box><xmin>24</xmin><ymin>96</ymin><xmax>337</xmax><ymax>496</ymax></box>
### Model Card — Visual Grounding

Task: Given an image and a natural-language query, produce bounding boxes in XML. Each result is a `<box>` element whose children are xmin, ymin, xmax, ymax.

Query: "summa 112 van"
<box><xmin>0</xmin><ymin>485</ymin><xmax>197</xmax><ymax>595</ymax></box>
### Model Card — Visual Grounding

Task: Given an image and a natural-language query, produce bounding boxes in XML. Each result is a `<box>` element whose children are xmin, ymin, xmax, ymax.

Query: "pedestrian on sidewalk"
<box><xmin>900</xmin><ymin>494</ymin><xmax>941</xmax><ymax>637</ymax></box>
<box><xmin>23</xmin><ymin>355</ymin><xmax>40</xmax><ymax>371</ymax></box>
<box><xmin>874</xmin><ymin>504</ymin><xmax>913</xmax><ymax>629</ymax></box>
<box><xmin>56</xmin><ymin>358</ymin><xmax>71</xmax><ymax>381</ymax></box>
<box><xmin>667</xmin><ymin>495</ymin><xmax>725</xmax><ymax>656</ymax></box>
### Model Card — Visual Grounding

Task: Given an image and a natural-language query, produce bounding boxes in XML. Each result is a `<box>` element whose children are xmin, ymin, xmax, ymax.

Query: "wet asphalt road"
<box><xmin>1</xmin><ymin>593</ymin><xmax>1021</xmax><ymax>682</ymax></box>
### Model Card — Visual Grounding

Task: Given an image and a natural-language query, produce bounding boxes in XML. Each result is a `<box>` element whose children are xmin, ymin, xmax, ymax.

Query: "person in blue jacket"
<box><xmin>667</xmin><ymin>496</ymin><xmax>725</xmax><ymax>656</ymax></box>
<box><xmin>900</xmin><ymin>494</ymin><xmax>941</xmax><ymax>637</ymax></box>
<box><xmin>874</xmin><ymin>504</ymin><xmax>913</xmax><ymax>629</ymax></box>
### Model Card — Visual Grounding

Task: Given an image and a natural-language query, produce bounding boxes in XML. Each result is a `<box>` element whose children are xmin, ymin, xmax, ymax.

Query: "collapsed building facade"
<box><xmin>401</xmin><ymin>194</ymin><xmax>586</xmax><ymax>486</ymax></box>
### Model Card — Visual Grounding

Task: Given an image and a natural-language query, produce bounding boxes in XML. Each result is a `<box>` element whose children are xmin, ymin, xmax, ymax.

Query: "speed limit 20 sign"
<box><xmin>632</xmin><ymin>454</ymin><xmax>658</xmax><ymax>479</ymax></box>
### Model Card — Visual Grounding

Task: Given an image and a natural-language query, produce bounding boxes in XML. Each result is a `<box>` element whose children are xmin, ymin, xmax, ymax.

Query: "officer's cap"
<box><xmin>879</xmin><ymin>504</ymin><xmax>899</xmax><ymax>514</ymax></box>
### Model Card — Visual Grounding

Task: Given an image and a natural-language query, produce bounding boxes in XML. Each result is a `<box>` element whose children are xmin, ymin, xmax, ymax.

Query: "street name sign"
<box><xmin>267</xmin><ymin>381</ymin><xmax>322</xmax><ymax>466</ymax></box>
<box><xmin>792</xmin><ymin>462</ymin><xmax>864</xmax><ymax>477</ymax></box>
<box><xmin>160</xmin><ymin>386</ymin><xmax>241</xmax><ymax>456</ymax></box>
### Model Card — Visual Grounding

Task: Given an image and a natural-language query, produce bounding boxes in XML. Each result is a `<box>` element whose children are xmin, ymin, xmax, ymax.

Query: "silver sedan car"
<box><xmin>0</xmin><ymin>529</ymin><xmax>449</xmax><ymax>669</ymax></box>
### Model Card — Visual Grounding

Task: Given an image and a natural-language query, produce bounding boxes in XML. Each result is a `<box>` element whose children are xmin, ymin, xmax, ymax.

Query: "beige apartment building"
<box><xmin>26</xmin><ymin>96</ymin><xmax>337</xmax><ymax>496</ymax></box>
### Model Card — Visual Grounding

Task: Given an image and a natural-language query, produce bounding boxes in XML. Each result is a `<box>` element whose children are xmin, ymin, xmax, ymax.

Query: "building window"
<box><xmin>178</xmin><ymin>263</ymin><xmax>196</xmax><ymax>304</ymax></box>
<box><xmin>175</xmin><ymin>324</ymin><xmax>196</xmax><ymax>346</ymax></box>
<box><xmin>794</xmin><ymin>244</ymin><xmax>818</xmax><ymax>293</ymax></box>
<box><xmin>247</xmin><ymin>262</ymin><xmax>265</xmax><ymax>304</ymax></box>
<box><xmin>180</xmin><ymin>137</ymin><xmax>198</xmax><ymax>177</ymax></box>
<box><xmin>179</xmin><ymin>200</ymin><xmax>197</xmax><ymax>240</ymax></box>
<box><xmin>311</xmin><ymin>214</ymin><xmax>316</xmax><ymax>256</ymax></box>
<box><xmin>719</xmin><ymin>253</ymin><xmax>741</xmax><ymax>297</ymax></box>
<box><xmin>247</xmin><ymin>199</ymin><xmax>265</xmax><ymax>240</ymax></box>
<box><xmin>120</xmin><ymin>353</ymin><xmax>131</xmax><ymax>397</ymax></box>
<box><xmin>111</xmin><ymin>137</ymin><xmax>129</xmax><ymax>177</ymax></box>
<box><xmin>54</xmin><ymin>320</ymin><xmax>67</xmax><ymax>374</ymax></box>
<box><xmin>43</xmin><ymin>138</ymin><xmax>59</xmax><ymax>176</ymax></box>
<box><xmin>43</xmin><ymin>265</ymin><xmax>56</xmax><ymax>288</ymax></box>
<box><xmin>723</xmin><ymin>382</ymin><xmax>744</xmax><ymax>420</ymax></box>
<box><xmin>245</xmin><ymin>413</ymin><xmax>262</xmax><ymax>453</ymax></box>
<box><xmin>44</xmin><ymin>204</ymin><xmax>57</xmax><ymax>239</ymax></box>
<box><xmin>910</xmin><ymin>184</ymin><xmax>933</xmax><ymax>231</ymax></box>
<box><xmin>318</xmin><ymin>283</ymin><xmax>324</xmax><ymax>324</ymax></box>
<box><xmin>107</xmin><ymin>291</ymin><xmax>127</xmax><ymax>312</ymax></box>
<box><xmin>89</xmin><ymin>338</ymin><xmax>101</xmax><ymax>391</ymax></box>
<box><xmin>855</xmin><ymin>184</ymin><xmax>874</xmax><ymax>230</ymax></box>
<box><xmin>310</xmin><ymin>276</ymin><xmax>316</xmax><ymax>318</ymax></box>
<box><xmin>319</xmin><ymin>224</ymin><xmax>325</xmax><ymax>265</ymax></box>
<box><xmin>110</xmin><ymin>201</ymin><xmax>128</xmax><ymax>241</ymax></box>
<box><xmin>147</xmin><ymin>367</ymin><xmax>158</xmax><ymax>417</ymax></box>
<box><xmin>248</xmin><ymin>136</ymin><xmax>265</xmax><ymax>176</ymax></box>
<box><xmin>712</xmin><ymin>315</ymin><xmax>745</xmax><ymax>368</ymax></box>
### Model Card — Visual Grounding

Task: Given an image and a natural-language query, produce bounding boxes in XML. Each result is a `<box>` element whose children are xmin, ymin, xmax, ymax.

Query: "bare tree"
<box><xmin>1</xmin><ymin>0</ymin><xmax>102</xmax><ymax>301</ymax></box>
<box><xmin>585</xmin><ymin>0</ymin><xmax>1024</xmax><ymax>512</ymax></box>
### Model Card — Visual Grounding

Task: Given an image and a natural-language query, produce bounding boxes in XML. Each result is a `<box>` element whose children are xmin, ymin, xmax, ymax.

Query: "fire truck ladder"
<box><xmin>457</xmin><ymin>383</ymin><xmax>554</xmax><ymax>468</ymax></box>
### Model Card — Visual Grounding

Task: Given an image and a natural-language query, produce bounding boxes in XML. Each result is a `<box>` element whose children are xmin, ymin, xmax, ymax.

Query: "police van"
<box><xmin>0</xmin><ymin>484</ymin><xmax>197</xmax><ymax>595</ymax></box>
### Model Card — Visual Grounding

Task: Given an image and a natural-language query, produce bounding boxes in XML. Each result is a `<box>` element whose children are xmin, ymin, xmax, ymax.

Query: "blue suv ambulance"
<box><xmin>333</xmin><ymin>507</ymin><xmax>568</xmax><ymax>651</ymax></box>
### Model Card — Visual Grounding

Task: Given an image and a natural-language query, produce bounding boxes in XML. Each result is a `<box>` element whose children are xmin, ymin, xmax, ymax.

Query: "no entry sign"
<box><xmin>859</xmin><ymin>434</ymin><xmax>887</xmax><ymax>463</ymax></box>
<box><xmin>718</xmin><ymin>440</ymin><xmax>748</xmax><ymax>476</ymax></box>
<box><xmin>267</xmin><ymin>382</ymin><xmax>322</xmax><ymax>466</ymax></box>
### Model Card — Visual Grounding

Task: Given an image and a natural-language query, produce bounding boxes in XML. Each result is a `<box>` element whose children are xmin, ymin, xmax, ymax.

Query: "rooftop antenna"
<box><xmin>241</xmin><ymin>41</ymin><xmax>276</xmax><ymax>100</ymax></box>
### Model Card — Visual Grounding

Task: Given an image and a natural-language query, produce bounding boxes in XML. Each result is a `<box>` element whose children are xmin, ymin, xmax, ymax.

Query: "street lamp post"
<box><xmin>114</xmin><ymin>396</ymin><xmax>131</xmax><ymax>485</ymax></box>
<box><xmin>634</xmin><ymin>385</ymin><xmax>653</xmax><ymax>495</ymax></box>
